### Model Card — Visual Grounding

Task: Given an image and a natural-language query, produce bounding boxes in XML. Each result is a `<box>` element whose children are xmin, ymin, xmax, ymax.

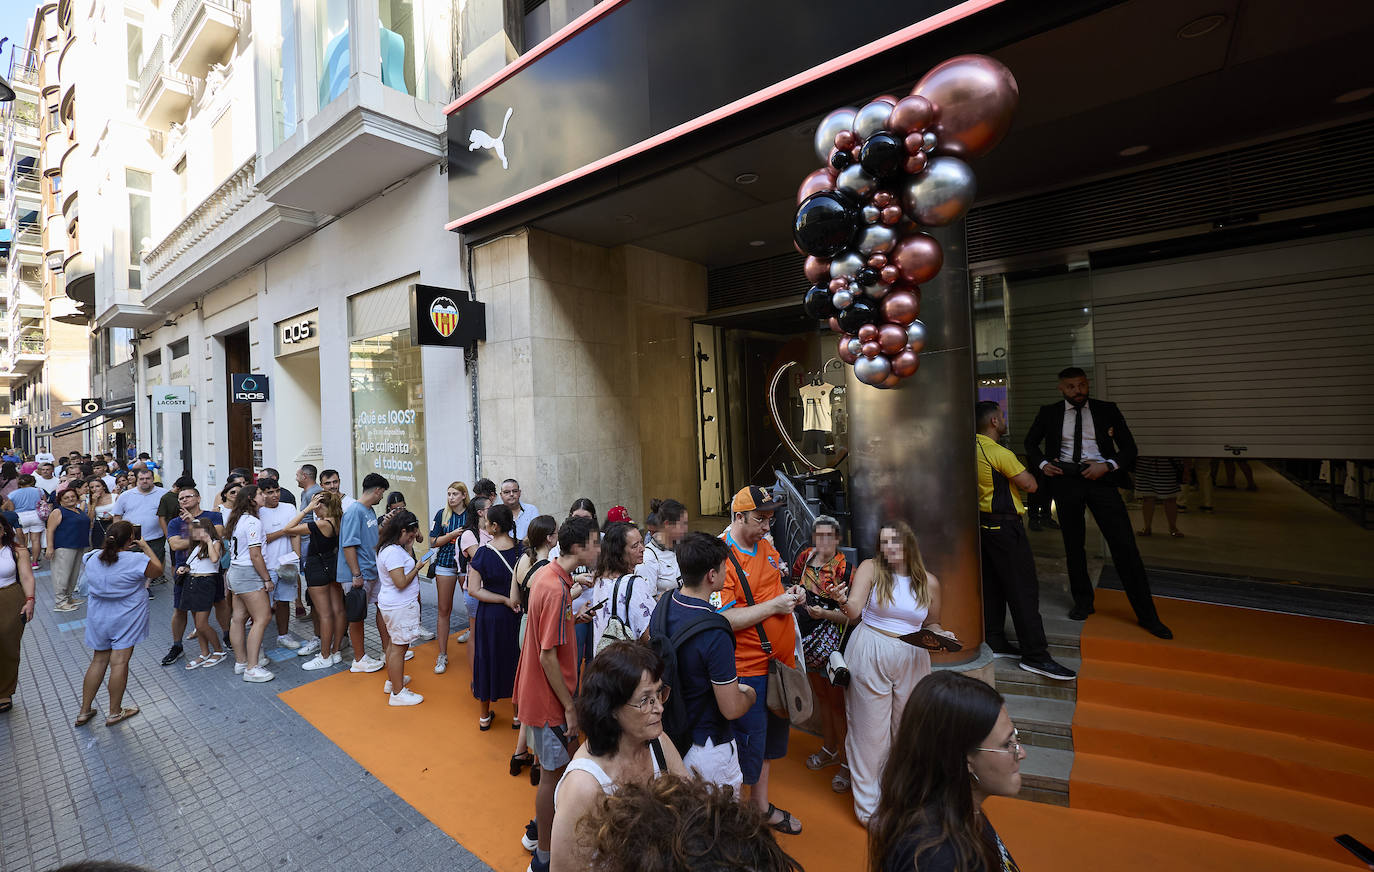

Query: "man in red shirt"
<box><xmin>513</xmin><ymin>514</ymin><xmax>600</xmax><ymax>872</ymax></box>
<box><xmin>719</xmin><ymin>486</ymin><xmax>806</xmax><ymax>836</ymax></box>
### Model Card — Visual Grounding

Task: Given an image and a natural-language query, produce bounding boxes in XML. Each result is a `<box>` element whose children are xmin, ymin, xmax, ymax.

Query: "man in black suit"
<box><xmin>1024</xmin><ymin>367</ymin><xmax>1172</xmax><ymax>639</ymax></box>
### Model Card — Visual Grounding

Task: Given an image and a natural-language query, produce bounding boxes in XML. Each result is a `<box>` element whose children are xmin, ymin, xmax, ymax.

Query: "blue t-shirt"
<box><xmin>9</xmin><ymin>486</ymin><xmax>42</xmax><ymax>512</ymax></box>
<box><xmin>335</xmin><ymin>501</ymin><xmax>379</xmax><ymax>583</ymax></box>
<box><xmin>53</xmin><ymin>506</ymin><xmax>91</xmax><ymax>549</ymax></box>
<box><xmin>83</xmin><ymin>551</ymin><xmax>152</xmax><ymax>600</ymax></box>
<box><xmin>166</xmin><ymin>510</ymin><xmax>224</xmax><ymax>568</ymax></box>
<box><xmin>113</xmin><ymin>487</ymin><xmax>168</xmax><ymax>540</ymax></box>
<box><xmin>663</xmin><ymin>591</ymin><xmax>738</xmax><ymax>747</ymax></box>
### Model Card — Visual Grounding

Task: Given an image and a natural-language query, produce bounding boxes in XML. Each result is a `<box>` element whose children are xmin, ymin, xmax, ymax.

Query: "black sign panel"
<box><xmin>410</xmin><ymin>285</ymin><xmax>486</xmax><ymax>348</ymax></box>
<box><xmin>80</xmin><ymin>398</ymin><xmax>102</xmax><ymax>415</ymax></box>
<box><xmin>446</xmin><ymin>0</ymin><xmax>967</xmax><ymax>227</ymax></box>
<box><xmin>231</xmin><ymin>373</ymin><xmax>271</xmax><ymax>403</ymax></box>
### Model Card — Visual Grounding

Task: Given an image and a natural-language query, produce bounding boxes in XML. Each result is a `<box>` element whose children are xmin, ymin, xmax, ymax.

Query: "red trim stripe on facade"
<box><xmin>445</xmin><ymin>0</ymin><xmax>1008</xmax><ymax>232</ymax></box>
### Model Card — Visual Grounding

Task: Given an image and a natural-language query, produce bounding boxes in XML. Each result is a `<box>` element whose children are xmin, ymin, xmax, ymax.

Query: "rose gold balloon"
<box><xmin>904</xmin><ymin>132</ymin><xmax>925</xmax><ymax>154</ymax></box>
<box><xmin>857</xmin><ymin>324</ymin><xmax>879</xmax><ymax>343</ymax></box>
<box><xmin>890</xmin><ymin>95</ymin><xmax>935</xmax><ymax>135</ymax></box>
<box><xmin>912</xmin><ymin>54</ymin><xmax>1019</xmax><ymax>159</ymax></box>
<box><xmin>851</xmin><ymin>146</ymin><xmax>863</xmax><ymax>161</ymax></box>
<box><xmin>835</xmin><ymin>130</ymin><xmax>856</xmax><ymax>151</ymax></box>
<box><xmin>872</xmin><ymin>191</ymin><xmax>894</xmax><ymax>208</ymax></box>
<box><xmin>891</xmin><ymin>349</ymin><xmax>920</xmax><ymax>377</ymax></box>
<box><xmin>837</xmin><ymin>334</ymin><xmax>858</xmax><ymax>364</ymax></box>
<box><xmin>881</xmin><ymin>372</ymin><xmax>903</xmax><ymax>388</ymax></box>
<box><xmin>875</xmin><ymin>94</ymin><xmax>899</xmax><ymax>106</ymax></box>
<box><xmin>880</xmin><ymin>264</ymin><xmax>900</xmax><ymax>284</ymax></box>
<box><xmin>828</xmin><ymin>316</ymin><xmax>842</xmax><ymax>334</ymax></box>
<box><xmin>797</xmin><ymin>167</ymin><xmax>837</xmax><ymax>204</ymax></box>
<box><xmin>903</xmin><ymin>153</ymin><xmax>928</xmax><ymax>175</ymax></box>
<box><xmin>867</xmin><ymin>253</ymin><xmax>888</xmax><ymax>269</ymax></box>
<box><xmin>881</xmin><ymin>205</ymin><xmax>903</xmax><ymax>225</ymax></box>
<box><xmin>861</xmin><ymin>341</ymin><xmax>882</xmax><ymax>359</ymax></box>
<box><xmin>829</xmin><ymin>277</ymin><xmax>848</xmax><ymax>292</ymax></box>
<box><xmin>878</xmin><ymin>323</ymin><xmax>908</xmax><ymax>355</ymax></box>
<box><xmin>805</xmin><ymin>256</ymin><xmax>831</xmax><ymax>285</ymax></box>
<box><xmin>891</xmin><ymin>233</ymin><xmax>943</xmax><ymax>285</ymax></box>
<box><xmin>880</xmin><ymin>289</ymin><xmax>920</xmax><ymax>325</ymax></box>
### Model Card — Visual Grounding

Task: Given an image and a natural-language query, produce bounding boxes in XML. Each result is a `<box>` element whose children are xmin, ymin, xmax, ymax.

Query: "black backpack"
<box><xmin>648</xmin><ymin>593</ymin><xmax>734</xmax><ymax>755</ymax></box>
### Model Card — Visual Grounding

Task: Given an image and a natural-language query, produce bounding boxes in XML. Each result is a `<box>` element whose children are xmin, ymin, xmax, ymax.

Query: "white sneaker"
<box><xmin>414</xmin><ymin>627</ymin><xmax>435</xmax><ymax>641</ymax></box>
<box><xmin>258</xmin><ymin>655</ymin><xmax>270</xmax><ymax>668</ymax></box>
<box><xmin>301</xmin><ymin>654</ymin><xmax>332</xmax><ymax>671</ymax></box>
<box><xmin>330</xmin><ymin>652</ymin><xmax>343</xmax><ymax>666</ymax></box>
<box><xmin>242</xmin><ymin>666</ymin><xmax>275</xmax><ymax>683</ymax></box>
<box><xmin>350</xmin><ymin>654</ymin><xmax>385</xmax><ymax>673</ymax></box>
<box><xmin>456</xmin><ymin>630</ymin><xmax>470</xmax><ymax>644</ymax></box>
<box><xmin>403</xmin><ymin>650</ymin><xmax>415</xmax><ymax>661</ymax></box>
<box><xmin>297</xmin><ymin>637</ymin><xmax>321</xmax><ymax>656</ymax></box>
<box><xmin>382</xmin><ymin>675</ymin><xmax>413</xmax><ymax>694</ymax></box>
<box><xmin>388</xmin><ymin>688</ymin><xmax>423</xmax><ymax>706</ymax></box>
<box><xmin>277</xmin><ymin>633</ymin><xmax>301</xmax><ymax>650</ymax></box>
<box><xmin>434</xmin><ymin>654</ymin><xmax>448</xmax><ymax>674</ymax></box>
<box><xmin>234</xmin><ymin>661</ymin><xmax>248</xmax><ymax>675</ymax></box>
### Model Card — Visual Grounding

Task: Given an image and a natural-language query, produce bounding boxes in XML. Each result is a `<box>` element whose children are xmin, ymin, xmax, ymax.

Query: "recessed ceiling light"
<box><xmin>1334</xmin><ymin>87</ymin><xmax>1374</xmax><ymax>104</ymax></box>
<box><xmin>1177</xmin><ymin>13</ymin><xmax>1225</xmax><ymax>39</ymax></box>
<box><xmin>735</xmin><ymin>172</ymin><xmax>759</xmax><ymax>185</ymax></box>
<box><xmin>613</xmin><ymin>213</ymin><xmax>635</xmax><ymax>224</ymax></box>
<box><xmin>1118</xmin><ymin>145</ymin><xmax>1150</xmax><ymax>157</ymax></box>
<box><xmin>748</xmin><ymin>239</ymin><xmax>766</xmax><ymax>247</ymax></box>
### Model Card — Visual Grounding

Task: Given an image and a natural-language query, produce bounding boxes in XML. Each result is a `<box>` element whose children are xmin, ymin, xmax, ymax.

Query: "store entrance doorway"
<box><xmin>224</xmin><ymin>330</ymin><xmax>252</xmax><ymax>472</ymax></box>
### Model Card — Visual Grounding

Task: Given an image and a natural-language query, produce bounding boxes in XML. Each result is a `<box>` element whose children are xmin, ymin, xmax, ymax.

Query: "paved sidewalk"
<box><xmin>1</xmin><ymin>564</ymin><xmax>486</xmax><ymax>872</ymax></box>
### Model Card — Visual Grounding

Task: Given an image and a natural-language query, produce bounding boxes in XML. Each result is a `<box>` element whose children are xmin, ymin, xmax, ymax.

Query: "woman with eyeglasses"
<box><xmin>868</xmin><ymin>671</ymin><xmax>1026</xmax><ymax>872</ymax></box>
<box><xmin>549</xmin><ymin>640</ymin><xmax>686</xmax><ymax>872</ymax></box>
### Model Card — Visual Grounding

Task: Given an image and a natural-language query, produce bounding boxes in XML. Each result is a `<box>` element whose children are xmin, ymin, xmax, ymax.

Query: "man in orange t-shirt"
<box><xmin>719</xmin><ymin>485</ymin><xmax>806</xmax><ymax>836</ymax></box>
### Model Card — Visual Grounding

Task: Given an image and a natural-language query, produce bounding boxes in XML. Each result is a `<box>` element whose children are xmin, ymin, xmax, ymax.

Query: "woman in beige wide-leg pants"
<box><xmin>840</xmin><ymin>520</ymin><xmax>951</xmax><ymax>826</ymax></box>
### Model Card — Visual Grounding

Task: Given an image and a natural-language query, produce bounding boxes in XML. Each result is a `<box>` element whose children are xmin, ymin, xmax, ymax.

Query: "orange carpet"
<box><xmin>1071</xmin><ymin>589</ymin><xmax>1374</xmax><ymax>866</ymax></box>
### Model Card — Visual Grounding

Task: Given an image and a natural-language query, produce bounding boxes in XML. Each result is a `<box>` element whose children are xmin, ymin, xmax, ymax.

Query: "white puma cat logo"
<box><xmin>468</xmin><ymin>107</ymin><xmax>514</xmax><ymax>170</ymax></box>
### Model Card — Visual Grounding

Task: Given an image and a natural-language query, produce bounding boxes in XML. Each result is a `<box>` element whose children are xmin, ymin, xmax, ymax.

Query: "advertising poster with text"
<box><xmin>350</xmin><ymin>330</ymin><xmax>425</xmax><ymax>493</ymax></box>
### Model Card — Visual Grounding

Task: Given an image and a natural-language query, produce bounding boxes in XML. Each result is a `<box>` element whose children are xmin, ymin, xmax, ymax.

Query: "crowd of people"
<box><xmin>1</xmin><ymin>445</ymin><xmax>1044</xmax><ymax>872</ymax></box>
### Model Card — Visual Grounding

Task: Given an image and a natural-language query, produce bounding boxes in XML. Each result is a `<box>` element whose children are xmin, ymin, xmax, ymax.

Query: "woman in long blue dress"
<box><xmin>466</xmin><ymin>503</ymin><xmax>523</xmax><ymax>730</ymax></box>
<box><xmin>74</xmin><ymin>521</ymin><xmax>164</xmax><ymax>727</ymax></box>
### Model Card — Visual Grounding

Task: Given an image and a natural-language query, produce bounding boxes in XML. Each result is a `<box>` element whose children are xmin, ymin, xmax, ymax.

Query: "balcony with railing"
<box><xmin>136</xmin><ymin>38</ymin><xmax>195</xmax><ymax>129</ymax></box>
<box><xmin>12</xmin><ymin>222</ymin><xmax>41</xmax><ymax>252</ymax></box>
<box><xmin>171</xmin><ymin>0</ymin><xmax>242</xmax><ymax>76</ymax></box>
<box><xmin>7</xmin><ymin>46</ymin><xmax>39</xmax><ymax>90</ymax></box>
<box><xmin>10</xmin><ymin>334</ymin><xmax>45</xmax><ymax>372</ymax></box>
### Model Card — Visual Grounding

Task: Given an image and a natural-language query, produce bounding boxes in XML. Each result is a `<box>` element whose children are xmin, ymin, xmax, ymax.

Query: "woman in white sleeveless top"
<box><xmin>550</xmin><ymin>641</ymin><xmax>686</xmax><ymax>872</ymax></box>
<box><xmin>841</xmin><ymin>520</ymin><xmax>954</xmax><ymax>826</ymax></box>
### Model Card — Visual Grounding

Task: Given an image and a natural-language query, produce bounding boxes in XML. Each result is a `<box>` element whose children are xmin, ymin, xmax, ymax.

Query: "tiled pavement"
<box><xmin>1</xmin><ymin>562</ymin><xmax>489</xmax><ymax>872</ymax></box>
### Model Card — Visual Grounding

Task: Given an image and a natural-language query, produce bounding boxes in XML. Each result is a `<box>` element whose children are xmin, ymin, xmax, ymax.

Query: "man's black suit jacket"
<box><xmin>1024</xmin><ymin>398</ymin><xmax>1138</xmax><ymax>489</ymax></box>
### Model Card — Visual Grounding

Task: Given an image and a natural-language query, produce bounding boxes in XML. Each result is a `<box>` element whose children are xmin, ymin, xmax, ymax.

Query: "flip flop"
<box><xmin>105</xmin><ymin>706</ymin><xmax>140</xmax><ymax>727</ymax></box>
<box><xmin>74</xmin><ymin>708</ymin><xmax>99</xmax><ymax>727</ymax></box>
<box><xmin>806</xmin><ymin>746</ymin><xmax>841</xmax><ymax>770</ymax></box>
<box><xmin>765</xmin><ymin>803</ymin><xmax>802</xmax><ymax>835</ymax></box>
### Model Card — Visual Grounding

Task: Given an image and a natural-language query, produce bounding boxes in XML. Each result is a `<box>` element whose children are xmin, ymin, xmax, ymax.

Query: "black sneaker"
<box><xmin>223</xmin><ymin>630</ymin><xmax>232</xmax><ymax>646</ymax></box>
<box><xmin>1019</xmin><ymin>658</ymin><xmax>1076</xmax><ymax>681</ymax></box>
<box><xmin>521</xmin><ymin>819</ymin><xmax>538</xmax><ymax>852</ymax></box>
<box><xmin>989</xmin><ymin>641</ymin><xmax>1022</xmax><ymax>659</ymax></box>
<box><xmin>160</xmin><ymin>645</ymin><xmax>184</xmax><ymax>667</ymax></box>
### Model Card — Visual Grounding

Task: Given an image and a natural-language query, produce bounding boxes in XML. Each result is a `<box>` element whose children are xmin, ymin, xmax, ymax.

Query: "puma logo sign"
<box><xmin>468</xmin><ymin>107</ymin><xmax>514</xmax><ymax>170</ymax></box>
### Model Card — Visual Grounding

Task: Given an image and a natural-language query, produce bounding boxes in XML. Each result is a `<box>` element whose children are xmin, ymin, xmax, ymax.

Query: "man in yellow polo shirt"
<box><xmin>976</xmin><ymin>401</ymin><xmax>1075</xmax><ymax>681</ymax></box>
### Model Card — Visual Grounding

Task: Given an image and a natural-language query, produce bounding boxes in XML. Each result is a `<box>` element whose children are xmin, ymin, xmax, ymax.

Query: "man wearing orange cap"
<box><xmin>719</xmin><ymin>485</ymin><xmax>807</xmax><ymax>836</ymax></box>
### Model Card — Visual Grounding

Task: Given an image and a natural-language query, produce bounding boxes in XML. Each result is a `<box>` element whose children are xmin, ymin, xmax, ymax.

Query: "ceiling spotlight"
<box><xmin>1333</xmin><ymin>87</ymin><xmax>1374</xmax><ymax>104</ymax></box>
<box><xmin>748</xmin><ymin>239</ymin><xmax>766</xmax><ymax>247</ymax></box>
<box><xmin>1118</xmin><ymin>145</ymin><xmax>1150</xmax><ymax>157</ymax></box>
<box><xmin>735</xmin><ymin>172</ymin><xmax>759</xmax><ymax>185</ymax></box>
<box><xmin>1177</xmin><ymin>13</ymin><xmax>1225</xmax><ymax>39</ymax></box>
<box><xmin>613</xmin><ymin>213</ymin><xmax>635</xmax><ymax>224</ymax></box>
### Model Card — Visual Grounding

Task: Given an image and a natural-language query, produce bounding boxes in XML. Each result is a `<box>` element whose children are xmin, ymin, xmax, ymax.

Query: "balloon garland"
<box><xmin>793</xmin><ymin>55</ymin><xmax>1019</xmax><ymax>389</ymax></box>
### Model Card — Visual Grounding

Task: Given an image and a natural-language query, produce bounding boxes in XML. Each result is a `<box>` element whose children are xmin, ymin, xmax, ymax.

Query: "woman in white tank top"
<box><xmin>840</xmin><ymin>520</ymin><xmax>955</xmax><ymax>826</ymax></box>
<box><xmin>550</xmin><ymin>641</ymin><xmax>686</xmax><ymax>871</ymax></box>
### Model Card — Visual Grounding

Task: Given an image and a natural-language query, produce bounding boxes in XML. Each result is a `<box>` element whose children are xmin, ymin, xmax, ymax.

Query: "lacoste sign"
<box><xmin>153</xmin><ymin>385</ymin><xmax>193</xmax><ymax>413</ymax></box>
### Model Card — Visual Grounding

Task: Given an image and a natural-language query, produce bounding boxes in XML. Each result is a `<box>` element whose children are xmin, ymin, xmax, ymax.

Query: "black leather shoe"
<box><xmin>160</xmin><ymin>645</ymin><xmax>184</xmax><ymax>666</ymax></box>
<box><xmin>1140</xmin><ymin>621</ymin><xmax>1173</xmax><ymax>640</ymax></box>
<box><xmin>1067</xmin><ymin>605</ymin><xmax>1095</xmax><ymax>621</ymax></box>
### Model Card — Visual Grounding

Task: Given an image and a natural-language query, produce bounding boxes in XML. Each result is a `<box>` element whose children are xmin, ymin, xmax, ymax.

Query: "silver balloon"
<box><xmin>901</xmin><ymin>157</ymin><xmax>977</xmax><ymax>227</ymax></box>
<box><xmin>836</xmin><ymin>164</ymin><xmax>877</xmax><ymax>200</ymax></box>
<box><xmin>830</xmin><ymin>250</ymin><xmax>865</xmax><ymax>279</ymax></box>
<box><xmin>922</xmin><ymin>131</ymin><xmax>938</xmax><ymax>153</ymax></box>
<box><xmin>906</xmin><ymin>320</ymin><xmax>927</xmax><ymax>353</ymax></box>
<box><xmin>861</xmin><ymin>205</ymin><xmax>881</xmax><ymax>224</ymax></box>
<box><xmin>814</xmin><ymin>107</ymin><xmax>858</xmax><ymax>164</ymax></box>
<box><xmin>853</xmin><ymin>354</ymin><xmax>892</xmax><ymax>386</ymax></box>
<box><xmin>853</xmin><ymin>100</ymin><xmax>895</xmax><ymax>141</ymax></box>
<box><xmin>846</xmin><ymin>338</ymin><xmax>863</xmax><ymax>357</ymax></box>
<box><xmin>832</xmin><ymin>289</ymin><xmax>854</xmax><ymax>310</ymax></box>
<box><xmin>855</xmin><ymin>223</ymin><xmax>897</xmax><ymax>255</ymax></box>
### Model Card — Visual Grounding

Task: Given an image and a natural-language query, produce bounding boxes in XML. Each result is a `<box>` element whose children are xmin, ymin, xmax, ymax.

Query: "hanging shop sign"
<box><xmin>231</xmin><ymin>374</ymin><xmax>270</xmax><ymax>403</ymax></box>
<box><xmin>275</xmin><ymin>309</ymin><xmax>321</xmax><ymax>356</ymax></box>
<box><xmin>153</xmin><ymin>385</ymin><xmax>193</xmax><ymax>413</ymax></box>
<box><xmin>410</xmin><ymin>284</ymin><xmax>486</xmax><ymax>348</ymax></box>
<box><xmin>81</xmin><ymin>398</ymin><xmax>102</xmax><ymax>415</ymax></box>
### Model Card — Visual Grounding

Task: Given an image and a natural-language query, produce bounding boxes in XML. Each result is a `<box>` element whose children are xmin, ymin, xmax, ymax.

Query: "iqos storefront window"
<box><xmin>349</xmin><ymin>282</ymin><xmax>425</xmax><ymax>492</ymax></box>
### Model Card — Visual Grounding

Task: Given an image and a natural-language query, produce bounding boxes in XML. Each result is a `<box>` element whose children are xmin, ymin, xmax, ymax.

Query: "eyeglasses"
<box><xmin>625</xmin><ymin>686</ymin><xmax>670</xmax><ymax>712</ymax></box>
<box><xmin>976</xmin><ymin>729</ymin><xmax>1023</xmax><ymax>756</ymax></box>
<box><xmin>748</xmin><ymin>514</ymin><xmax>772</xmax><ymax>527</ymax></box>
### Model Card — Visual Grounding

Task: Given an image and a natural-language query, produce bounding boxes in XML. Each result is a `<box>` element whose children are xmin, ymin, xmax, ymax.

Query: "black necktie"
<box><xmin>1072</xmin><ymin>406</ymin><xmax>1083</xmax><ymax>464</ymax></box>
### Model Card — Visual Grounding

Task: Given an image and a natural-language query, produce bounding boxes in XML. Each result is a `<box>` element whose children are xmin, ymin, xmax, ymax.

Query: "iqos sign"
<box><xmin>282</xmin><ymin>321</ymin><xmax>314</xmax><ymax>344</ymax></box>
<box><xmin>275</xmin><ymin>309</ymin><xmax>320</xmax><ymax>355</ymax></box>
<box><xmin>231</xmin><ymin>373</ymin><xmax>271</xmax><ymax>403</ymax></box>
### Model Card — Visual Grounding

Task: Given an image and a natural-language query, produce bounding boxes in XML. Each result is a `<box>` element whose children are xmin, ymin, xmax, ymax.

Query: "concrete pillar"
<box><xmin>845</xmin><ymin>221</ymin><xmax>987</xmax><ymax>673</ymax></box>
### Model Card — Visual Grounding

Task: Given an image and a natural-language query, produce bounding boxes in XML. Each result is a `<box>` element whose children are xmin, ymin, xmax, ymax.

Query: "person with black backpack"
<box><xmin>648</xmin><ymin>532</ymin><xmax>755</xmax><ymax>797</ymax></box>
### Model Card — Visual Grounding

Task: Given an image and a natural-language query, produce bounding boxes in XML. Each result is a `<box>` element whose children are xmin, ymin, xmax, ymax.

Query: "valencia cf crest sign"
<box><xmin>411</xmin><ymin>284</ymin><xmax>486</xmax><ymax>348</ymax></box>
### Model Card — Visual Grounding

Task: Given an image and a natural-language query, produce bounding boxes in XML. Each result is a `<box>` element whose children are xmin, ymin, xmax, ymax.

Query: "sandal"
<box><xmin>185</xmin><ymin>654</ymin><xmax>210</xmax><ymax>670</ymax></box>
<box><xmin>765</xmin><ymin>803</ymin><xmax>802</xmax><ymax>835</ymax></box>
<box><xmin>511</xmin><ymin>717</ymin><xmax>521</xmax><ymax>731</ymax></box>
<box><xmin>74</xmin><ymin>708</ymin><xmax>98</xmax><ymax>727</ymax></box>
<box><xmin>1137</xmin><ymin>529</ymin><xmax>1152</xmax><ymax>537</ymax></box>
<box><xmin>479</xmin><ymin>713</ymin><xmax>493</xmax><ymax>731</ymax></box>
<box><xmin>0</xmin><ymin>697</ymin><xmax>12</xmax><ymax>714</ymax></box>
<box><xmin>806</xmin><ymin>746</ymin><xmax>841</xmax><ymax>770</ymax></box>
<box><xmin>832</xmin><ymin>763</ymin><xmax>851</xmax><ymax>793</ymax></box>
<box><xmin>510</xmin><ymin>752</ymin><xmax>534</xmax><ymax>776</ymax></box>
<box><xmin>105</xmin><ymin>705</ymin><xmax>140</xmax><ymax>727</ymax></box>
<box><xmin>1169</xmin><ymin>529</ymin><xmax>1185</xmax><ymax>538</ymax></box>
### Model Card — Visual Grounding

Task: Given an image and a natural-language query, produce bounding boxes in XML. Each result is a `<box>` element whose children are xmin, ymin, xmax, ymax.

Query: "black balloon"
<box><xmin>794</xmin><ymin>192</ymin><xmax>860</xmax><ymax>258</ymax></box>
<box><xmin>860</xmin><ymin>131</ymin><xmax>905</xmax><ymax>179</ymax></box>
<box><xmin>830</xmin><ymin>149</ymin><xmax>853</xmax><ymax>171</ymax></box>
<box><xmin>855</xmin><ymin>267</ymin><xmax>879</xmax><ymax>287</ymax></box>
<box><xmin>803</xmin><ymin>285</ymin><xmax>838</xmax><ymax>320</ymax></box>
<box><xmin>836</xmin><ymin>298</ymin><xmax>877</xmax><ymax>333</ymax></box>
